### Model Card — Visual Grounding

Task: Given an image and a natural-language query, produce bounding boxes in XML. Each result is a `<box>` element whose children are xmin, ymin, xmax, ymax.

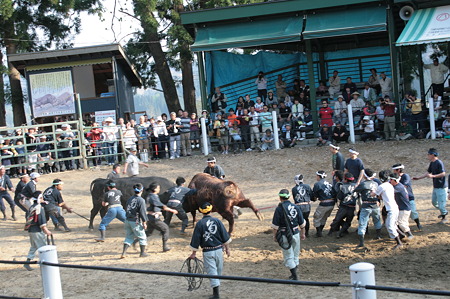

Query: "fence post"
<box><xmin>200</xmin><ymin>117</ymin><xmax>209</xmax><ymax>156</ymax></box>
<box><xmin>349</xmin><ymin>262</ymin><xmax>376</xmax><ymax>299</ymax></box>
<box><xmin>347</xmin><ymin>104</ymin><xmax>355</xmax><ymax>144</ymax></box>
<box><xmin>428</xmin><ymin>97</ymin><xmax>436</xmax><ymax>140</ymax></box>
<box><xmin>75</xmin><ymin>94</ymin><xmax>88</xmax><ymax>169</ymax></box>
<box><xmin>272</xmin><ymin>111</ymin><xmax>280</xmax><ymax>150</ymax></box>
<box><xmin>39</xmin><ymin>245</ymin><xmax>63</xmax><ymax>299</ymax></box>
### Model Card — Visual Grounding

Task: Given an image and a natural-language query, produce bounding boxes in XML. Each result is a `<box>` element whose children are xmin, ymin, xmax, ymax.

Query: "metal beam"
<box><xmin>196</xmin><ymin>51</ymin><xmax>208</xmax><ymax>110</ymax></box>
<box><xmin>387</xmin><ymin>4</ymin><xmax>400</xmax><ymax>102</ymax></box>
<box><xmin>305</xmin><ymin>39</ymin><xmax>319</xmax><ymax>132</ymax></box>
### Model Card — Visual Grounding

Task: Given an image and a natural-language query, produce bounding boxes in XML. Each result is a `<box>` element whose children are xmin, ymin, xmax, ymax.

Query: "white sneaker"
<box><xmin>196</xmin><ymin>144</ymin><xmax>200</xmax><ymax>148</ymax></box>
<box><xmin>169</xmin><ymin>156</ymin><xmax>175</xmax><ymax>160</ymax></box>
<box><xmin>246</xmin><ymin>148</ymin><xmax>252</xmax><ymax>152</ymax></box>
<box><xmin>191</xmin><ymin>145</ymin><xmax>195</xmax><ymax>149</ymax></box>
<box><xmin>299</xmin><ymin>138</ymin><xmax>305</xmax><ymax>141</ymax></box>
<box><xmin>224</xmin><ymin>150</ymin><xmax>228</xmax><ymax>154</ymax></box>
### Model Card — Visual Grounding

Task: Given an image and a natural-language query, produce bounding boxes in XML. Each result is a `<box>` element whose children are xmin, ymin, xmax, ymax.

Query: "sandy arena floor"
<box><xmin>1</xmin><ymin>139</ymin><xmax>450</xmax><ymax>299</ymax></box>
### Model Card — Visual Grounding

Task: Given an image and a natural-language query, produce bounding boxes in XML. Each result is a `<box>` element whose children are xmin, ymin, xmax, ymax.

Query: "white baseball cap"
<box><xmin>30</xmin><ymin>172</ymin><xmax>41</xmax><ymax>179</ymax></box>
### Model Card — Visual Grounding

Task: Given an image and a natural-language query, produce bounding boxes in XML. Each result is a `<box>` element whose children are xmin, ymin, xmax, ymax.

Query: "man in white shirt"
<box><xmin>349</xmin><ymin>92</ymin><xmax>365</xmax><ymax>122</ymax></box>
<box><xmin>123</xmin><ymin>146</ymin><xmax>149</xmax><ymax>177</ymax></box>
<box><xmin>362</xmin><ymin>83</ymin><xmax>377</xmax><ymax>104</ymax></box>
<box><xmin>328</xmin><ymin>70</ymin><xmax>341</xmax><ymax>98</ymax></box>
<box><xmin>248</xmin><ymin>106</ymin><xmax>260</xmax><ymax>149</ymax></box>
<box><xmin>334</xmin><ymin>95</ymin><xmax>347</xmax><ymax>125</ymax></box>
<box><xmin>103</xmin><ymin>117</ymin><xmax>118</xmax><ymax>165</ymax></box>
<box><xmin>424</xmin><ymin>58</ymin><xmax>449</xmax><ymax>96</ymax></box>
<box><xmin>372</xmin><ymin>170</ymin><xmax>402</xmax><ymax>250</ymax></box>
<box><xmin>379</xmin><ymin>72</ymin><xmax>393</xmax><ymax>99</ymax></box>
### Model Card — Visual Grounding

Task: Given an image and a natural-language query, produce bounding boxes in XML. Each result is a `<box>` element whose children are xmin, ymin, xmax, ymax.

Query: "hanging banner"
<box><xmin>29</xmin><ymin>70</ymin><xmax>75</xmax><ymax>118</ymax></box>
<box><xmin>95</xmin><ymin>110</ymin><xmax>116</xmax><ymax>124</ymax></box>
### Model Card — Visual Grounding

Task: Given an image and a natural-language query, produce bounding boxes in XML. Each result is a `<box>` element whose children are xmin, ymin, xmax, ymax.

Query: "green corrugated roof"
<box><xmin>181</xmin><ymin>0</ymin><xmax>381</xmax><ymax>25</ymax></box>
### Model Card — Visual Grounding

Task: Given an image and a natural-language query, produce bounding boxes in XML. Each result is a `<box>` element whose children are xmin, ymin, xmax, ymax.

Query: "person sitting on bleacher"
<box><xmin>298</xmin><ymin>108</ymin><xmax>313</xmax><ymax>141</ymax></box>
<box><xmin>332</xmin><ymin>121</ymin><xmax>349</xmax><ymax>144</ymax></box>
<box><xmin>280</xmin><ymin>124</ymin><xmax>297</xmax><ymax>149</ymax></box>
<box><xmin>266</xmin><ymin>90</ymin><xmax>278</xmax><ymax>107</ymax></box>
<box><xmin>342</xmin><ymin>87</ymin><xmax>352</xmax><ymax>104</ymax></box>
<box><xmin>290</xmin><ymin>99</ymin><xmax>304</xmax><ymax>125</ymax></box>
<box><xmin>334</xmin><ymin>95</ymin><xmax>347</xmax><ymax>126</ymax></box>
<box><xmin>343</xmin><ymin>77</ymin><xmax>357</xmax><ymax>94</ymax></box>
<box><xmin>362</xmin><ymin>82</ymin><xmax>377</xmax><ymax>104</ymax></box>
<box><xmin>317</xmin><ymin>124</ymin><xmax>332</xmax><ymax>147</ymax></box>
<box><xmin>229</xmin><ymin>122</ymin><xmax>242</xmax><ymax>154</ymax></box>
<box><xmin>349</xmin><ymin>92</ymin><xmax>365</xmax><ymax>122</ymax></box>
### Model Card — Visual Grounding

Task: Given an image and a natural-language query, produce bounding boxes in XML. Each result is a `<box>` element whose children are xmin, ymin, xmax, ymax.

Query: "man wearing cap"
<box><xmin>361</xmin><ymin>115</ymin><xmax>377</xmax><ymax>142</ymax></box>
<box><xmin>189</xmin><ymin>202</ymin><xmax>231</xmax><ymax>299</ymax></box>
<box><xmin>329</xmin><ymin>172</ymin><xmax>358</xmax><ymax>238</ymax></box>
<box><xmin>312</xmin><ymin>171</ymin><xmax>336</xmax><ymax>237</ymax></box>
<box><xmin>424</xmin><ymin>58</ymin><xmax>449</xmax><ymax>96</ymax></box>
<box><xmin>373</xmin><ymin>170</ymin><xmax>402</xmax><ymax>249</ymax></box>
<box><xmin>318</xmin><ymin>100</ymin><xmax>333</xmax><ymax>128</ymax></box>
<box><xmin>332</xmin><ymin>122</ymin><xmax>349</xmax><ymax>143</ymax></box>
<box><xmin>272</xmin><ymin>189</ymin><xmax>306</xmax><ymax>280</ymax></box>
<box><xmin>334</xmin><ymin>95</ymin><xmax>347</xmax><ymax>125</ymax></box>
<box><xmin>122</xmin><ymin>183</ymin><xmax>148</xmax><ymax>258</ymax></box>
<box><xmin>20</xmin><ymin>172</ymin><xmax>40</xmax><ymax>210</ymax></box>
<box><xmin>36</xmin><ymin>135</ymin><xmax>53</xmax><ymax>174</ymax></box>
<box><xmin>95</xmin><ymin>180</ymin><xmax>126</xmax><ymax>242</ymax></box>
<box><xmin>328</xmin><ymin>70</ymin><xmax>341</xmax><ymax>98</ymax></box>
<box><xmin>299</xmin><ymin>108</ymin><xmax>313</xmax><ymax>140</ymax></box>
<box><xmin>330</xmin><ymin>144</ymin><xmax>345</xmax><ymax>182</ymax></box>
<box><xmin>413</xmin><ymin>148</ymin><xmax>447</xmax><ymax>223</ymax></box>
<box><xmin>368</xmin><ymin>68</ymin><xmax>381</xmax><ymax>95</ymax></box>
<box><xmin>392</xmin><ymin>164</ymin><xmax>422</xmax><ymax>230</ymax></box>
<box><xmin>14</xmin><ymin>174</ymin><xmax>30</xmax><ymax>217</ymax></box>
<box><xmin>396</xmin><ymin>119</ymin><xmax>413</xmax><ymax>140</ymax></box>
<box><xmin>349</xmin><ymin>92</ymin><xmax>365</xmax><ymax>119</ymax></box>
<box><xmin>103</xmin><ymin>117</ymin><xmax>118</xmax><ymax>165</ymax></box>
<box><xmin>382</xmin><ymin>96</ymin><xmax>396</xmax><ymax>140</ymax></box>
<box><xmin>292</xmin><ymin>175</ymin><xmax>312</xmax><ymax>237</ymax></box>
<box><xmin>204</xmin><ymin>157</ymin><xmax>225</xmax><ymax>179</ymax></box>
<box><xmin>317</xmin><ymin>124</ymin><xmax>332</xmax><ymax>147</ymax></box>
<box><xmin>123</xmin><ymin>146</ymin><xmax>149</xmax><ymax>177</ymax></box>
<box><xmin>389</xmin><ymin>173</ymin><xmax>413</xmax><ymax>239</ymax></box>
<box><xmin>42</xmin><ymin>179</ymin><xmax>73</xmax><ymax>232</ymax></box>
<box><xmin>345</xmin><ymin>149</ymin><xmax>365</xmax><ymax>186</ymax></box>
<box><xmin>23</xmin><ymin>191</ymin><xmax>52</xmax><ymax>271</ymax></box>
<box><xmin>0</xmin><ymin>166</ymin><xmax>16</xmax><ymax>220</ymax></box>
<box><xmin>354</xmin><ymin>168</ymin><xmax>382</xmax><ymax>247</ymax></box>
<box><xmin>60</xmin><ymin>124</ymin><xmax>75</xmax><ymax>170</ymax></box>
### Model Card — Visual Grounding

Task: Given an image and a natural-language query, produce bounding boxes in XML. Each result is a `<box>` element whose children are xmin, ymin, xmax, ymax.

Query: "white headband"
<box><xmin>349</xmin><ymin>149</ymin><xmax>359</xmax><ymax>155</ymax></box>
<box><xmin>364</xmin><ymin>172</ymin><xmax>377</xmax><ymax>180</ymax></box>
<box><xmin>388</xmin><ymin>176</ymin><xmax>400</xmax><ymax>182</ymax></box>
<box><xmin>392</xmin><ymin>164</ymin><xmax>405</xmax><ymax>170</ymax></box>
<box><xmin>329</xmin><ymin>144</ymin><xmax>340</xmax><ymax>150</ymax></box>
<box><xmin>316</xmin><ymin>171</ymin><xmax>327</xmax><ymax>178</ymax></box>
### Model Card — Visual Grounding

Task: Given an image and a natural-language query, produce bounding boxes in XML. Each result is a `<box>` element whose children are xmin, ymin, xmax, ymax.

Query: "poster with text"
<box><xmin>29</xmin><ymin>70</ymin><xmax>75</xmax><ymax>118</ymax></box>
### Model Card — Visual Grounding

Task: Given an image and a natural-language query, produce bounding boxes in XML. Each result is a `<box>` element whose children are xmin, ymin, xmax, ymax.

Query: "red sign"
<box><xmin>436</xmin><ymin>12</ymin><xmax>450</xmax><ymax>22</ymax></box>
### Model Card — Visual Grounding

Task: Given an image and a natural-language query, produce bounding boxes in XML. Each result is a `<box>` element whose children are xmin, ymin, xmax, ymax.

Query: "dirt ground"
<box><xmin>1</xmin><ymin>139</ymin><xmax>450</xmax><ymax>299</ymax></box>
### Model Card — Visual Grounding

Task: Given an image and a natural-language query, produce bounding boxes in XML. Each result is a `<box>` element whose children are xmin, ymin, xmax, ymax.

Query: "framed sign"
<box><xmin>29</xmin><ymin>70</ymin><xmax>75</xmax><ymax>118</ymax></box>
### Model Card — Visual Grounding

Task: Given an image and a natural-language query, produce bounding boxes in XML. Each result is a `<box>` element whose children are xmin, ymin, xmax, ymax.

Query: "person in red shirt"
<box><xmin>319</xmin><ymin>100</ymin><xmax>334</xmax><ymax>127</ymax></box>
<box><xmin>382</xmin><ymin>96</ymin><xmax>396</xmax><ymax>140</ymax></box>
<box><xmin>86</xmin><ymin>123</ymin><xmax>104</xmax><ymax>166</ymax></box>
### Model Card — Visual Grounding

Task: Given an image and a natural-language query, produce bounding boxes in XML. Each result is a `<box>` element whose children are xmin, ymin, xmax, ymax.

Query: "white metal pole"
<box><xmin>200</xmin><ymin>117</ymin><xmax>209</xmax><ymax>156</ymax></box>
<box><xmin>348</xmin><ymin>104</ymin><xmax>355</xmax><ymax>144</ymax></box>
<box><xmin>349</xmin><ymin>262</ymin><xmax>376</xmax><ymax>299</ymax></box>
<box><xmin>39</xmin><ymin>245</ymin><xmax>63</xmax><ymax>299</ymax></box>
<box><xmin>428</xmin><ymin>97</ymin><xmax>436</xmax><ymax>140</ymax></box>
<box><xmin>272</xmin><ymin>111</ymin><xmax>280</xmax><ymax>150</ymax></box>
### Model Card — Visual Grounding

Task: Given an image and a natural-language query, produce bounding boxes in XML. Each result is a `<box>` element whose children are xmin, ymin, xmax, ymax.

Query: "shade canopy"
<box><xmin>303</xmin><ymin>6</ymin><xmax>386</xmax><ymax>39</ymax></box>
<box><xmin>396</xmin><ymin>5</ymin><xmax>450</xmax><ymax>46</ymax></box>
<box><xmin>191</xmin><ymin>16</ymin><xmax>302</xmax><ymax>52</ymax></box>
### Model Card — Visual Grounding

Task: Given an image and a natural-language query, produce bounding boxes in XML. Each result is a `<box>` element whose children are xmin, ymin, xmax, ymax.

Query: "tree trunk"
<box><xmin>146</xmin><ymin>31</ymin><xmax>181</xmax><ymax>113</ymax></box>
<box><xmin>181</xmin><ymin>59</ymin><xmax>196</xmax><ymax>113</ymax></box>
<box><xmin>0</xmin><ymin>50</ymin><xmax>6</xmax><ymax>127</ymax></box>
<box><xmin>5</xmin><ymin>41</ymin><xmax>27</xmax><ymax>126</ymax></box>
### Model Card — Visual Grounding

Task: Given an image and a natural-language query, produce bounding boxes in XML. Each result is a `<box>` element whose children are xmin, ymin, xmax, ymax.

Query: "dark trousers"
<box><xmin>333</xmin><ymin>134</ymin><xmax>349</xmax><ymax>143</ymax></box>
<box><xmin>61</xmin><ymin>148</ymin><xmax>73</xmax><ymax>170</ymax></box>
<box><xmin>240</xmin><ymin>125</ymin><xmax>251</xmax><ymax>149</ymax></box>
<box><xmin>361</xmin><ymin>132</ymin><xmax>377</xmax><ymax>142</ymax></box>
<box><xmin>164</xmin><ymin>205</ymin><xmax>188</xmax><ymax>228</ymax></box>
<box><xmin>330</xmin><ymin>206</ymin><xmax>355</xmax><ymax>232</ymax></box>
<box><xmin>258</xmin><ymin>89</ymin><xmax>267</xmax><ymax>103</ymax></box>
<box><xmin>147</xmin><ymin>217</ymin><xmax>170</xmax><ymax>241</ymax></box>
<box><xmin>302</xmin><ymin>210</ymin><xmax>310</xmax><ymax>235</ymax></box>
<box><xmin>158</xmin><ymin>135</ymin><xmax>169</xmax><ymax>158</ymax></box>
<box><xmin>410</xmin><ymin>113</ymin><xmax>424</xmax><ymax>137</ymax></box>
<box><xmin>14</xmin><ymin>197</ymin><xmax>28</xmax><ymax>214</ymax></box>
<box><xmin>432</xmin><ymin>83</ymin><xmax>445</xmax><ymax>97</ymax></box>
<box><xmin>0</xmin><ymin>192</ymin><xmax>15</xmax><ymax>212</ymax></box>
<box><xmin>45</xmin><ymin>209</ymin><xmax>68</xmax><ymax>228</ymax></box>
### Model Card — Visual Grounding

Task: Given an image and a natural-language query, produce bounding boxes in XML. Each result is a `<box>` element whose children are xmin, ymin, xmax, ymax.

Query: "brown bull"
<box><xmin>183</xmin><ymin>173</ymin><xmax>263</xmax><ymax>233</ymax></box>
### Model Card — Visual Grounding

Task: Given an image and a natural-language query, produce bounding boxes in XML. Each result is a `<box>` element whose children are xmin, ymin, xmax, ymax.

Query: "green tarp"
<box><xmin>303</xmin><ymin>6</ymin><xmax>386</xmax><ymax>39</ymax></box>
<box><xmin>191</xmin><ymin>17</ymin><xmax>302</xmax><ymax>52</ymax></box>
<box><xmin>396</xmin><ymin>5</ymin><xmax>450</xmax><ymax>46</ymax></box>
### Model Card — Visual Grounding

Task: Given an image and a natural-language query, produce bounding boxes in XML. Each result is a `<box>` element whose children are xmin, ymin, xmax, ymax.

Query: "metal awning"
<box><xmin>303</xmin><ymin>6</ymin><xmax>386</xmax><ymax>40</ymax></box>
<box><xmin>191</xmin><ymin>16</ymin><xmax>302</xmax><ymax>52</ymax></box>
<box><xmin>396</xmin><ymin>5</ymin><xmax>450</xmax><ymax>46</ymax></box>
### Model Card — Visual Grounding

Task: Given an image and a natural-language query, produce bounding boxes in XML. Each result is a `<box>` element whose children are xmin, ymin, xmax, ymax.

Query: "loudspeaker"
<box><xmin>399</xmin><ymin>6</ymin><xmax>415</xmax><ymax>21</ymax></box>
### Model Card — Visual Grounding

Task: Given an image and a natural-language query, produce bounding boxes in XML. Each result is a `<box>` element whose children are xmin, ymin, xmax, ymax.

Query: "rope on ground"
<box><xmin>0</xmin><ymin>260</ymin><xmax>38</xmax><ymax>265</ymax></box>
<box><xmin>364</xmin><ymin>284</ymin><xmax>450</xmax><ymax>296</ymax></box>
<box><xmin>0</xmin><ymin>296</ymin><xmax>40</xmax><ymax>299</ymax></box>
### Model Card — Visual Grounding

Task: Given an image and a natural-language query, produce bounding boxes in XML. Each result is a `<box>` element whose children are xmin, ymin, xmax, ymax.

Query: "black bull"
<box><xmin>89</xmin><ymin>176</ymin><xmax>175</xmax><ymax>230</ymax></box>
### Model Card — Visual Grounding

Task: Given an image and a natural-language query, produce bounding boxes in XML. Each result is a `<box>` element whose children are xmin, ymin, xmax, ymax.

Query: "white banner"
<box><xmin>95</xmin><ymin>110</ymin><xmax>116</xmax><ymax>124</ymax></box>
<box><xmin>29</xmin><ymin>70</ymin><xmax>75</xmax><ymax>118</ymax></box>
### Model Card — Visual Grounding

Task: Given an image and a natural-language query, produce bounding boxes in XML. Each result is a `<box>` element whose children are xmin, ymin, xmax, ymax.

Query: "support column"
<box><xmin>417</xmin><ymin>45</ymin><xmax>425</xmax><ymax>99</ymax></box>
<box><xmin>196</xmin><ymin>51</ymin><xmax>208</xmax><ymax>110</ymax></box>
<box><xmin>387</xmin><ymin>4</ymin><xmax>400</xmax><ymax>101</ymax></box>
<box><xmin>305</xmin><ymin>39</ymin><xmax>319</xmax><ymax>132</ymax></box>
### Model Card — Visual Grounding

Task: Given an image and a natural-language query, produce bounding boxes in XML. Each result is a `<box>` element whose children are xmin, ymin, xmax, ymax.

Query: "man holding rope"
<box><xmin>413</xmin><ymin>148</ymin><xmax>447</xmax><ymax>224</ymax></box>
<box><xmin>189</xmin><ymin>202</ymin><xmax>231</xmax><ymax>299</ymax></box>
<box><xmin>42</xmin><ymin>179</ymin><xmax>73</xmax><ymax>232</ymax></box>
<box><xmin>272</xmin><ymin>189</ymin><xmax>306</xmax><ymax>281</ymax></box>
